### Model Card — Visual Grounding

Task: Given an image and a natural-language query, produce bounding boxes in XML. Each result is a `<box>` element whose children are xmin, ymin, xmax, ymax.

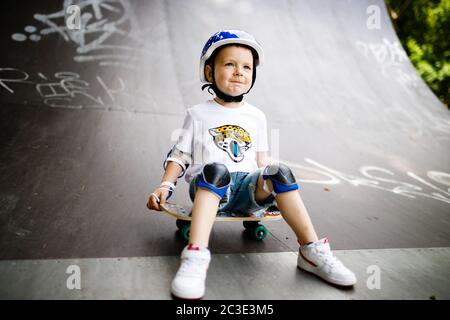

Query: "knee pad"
<box><xmin>197</xmin><ymin>162</ymin><xmax>231</xmax><ymax>199</ymax></box>
<box><xmin>262</xmin><ymin>163</ymin><xmax>299</xmax><ymax>195</ymax></box>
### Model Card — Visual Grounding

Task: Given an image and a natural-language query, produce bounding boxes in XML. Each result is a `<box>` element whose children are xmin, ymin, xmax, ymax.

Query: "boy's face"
<box><xmin>205</xmin><ymin>45</ymin><xmax>254</xmax><ymax>97</ymax></box>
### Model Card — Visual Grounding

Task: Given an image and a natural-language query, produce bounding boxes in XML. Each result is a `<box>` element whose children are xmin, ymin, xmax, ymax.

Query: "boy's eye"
<box><xmin>244</xmin><ymin>66</ymin><xmax>252</xmax><ymax>70</ymax></box>
<box><xmin>225</xmin><ymin>63</ymin><xmax>233</xmax><ymax>66</ymax></box>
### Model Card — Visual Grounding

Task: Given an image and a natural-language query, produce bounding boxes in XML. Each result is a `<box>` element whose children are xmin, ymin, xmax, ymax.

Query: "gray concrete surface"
<box><xmin>1</xmin><ymin>247</ymin><xmax>449</xmax><ymax>300</ymax></box>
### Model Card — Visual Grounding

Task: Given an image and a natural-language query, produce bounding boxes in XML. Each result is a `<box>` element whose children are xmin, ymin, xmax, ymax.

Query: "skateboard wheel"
<box><xmin>181</xmin><ymin>225</ymin><xmax>190</xmax><ymax>241</ymax></box>
<box><xmin>253</xmin><ymin>225</ymin><xmax>268</xmax><ymax>240</ymax></box>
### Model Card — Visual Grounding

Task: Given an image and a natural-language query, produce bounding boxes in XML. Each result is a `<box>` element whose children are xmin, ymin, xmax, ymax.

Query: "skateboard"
<box><xmin>159</xmin><ymin>202</ymin><xmax>282</xmax><ymax>241</ymax></box>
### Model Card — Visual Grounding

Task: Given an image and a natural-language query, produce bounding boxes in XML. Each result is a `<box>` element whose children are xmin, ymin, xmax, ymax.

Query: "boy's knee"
<box><xmin>262</xmin><ymin>163</ymin><xmax>299</xmax><ymax>194</ymax></box>
<box><xmin>196</xmin><ymin>162</ymin><xmax>231</xmax><ymax>199</ymax></box>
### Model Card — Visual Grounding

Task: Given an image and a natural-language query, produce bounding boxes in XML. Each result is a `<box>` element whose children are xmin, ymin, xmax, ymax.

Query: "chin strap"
<box><xmin>202</xmin><ymin>83</ymin><xmax>244</xmax><ymax>102</ymax></box>
<box><xmin>215</xmin><ymin>84</ymin><xmax>244</xmax><ymax>102</ymax></box>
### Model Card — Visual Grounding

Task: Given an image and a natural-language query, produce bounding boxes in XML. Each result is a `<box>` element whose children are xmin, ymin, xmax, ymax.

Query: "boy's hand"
<box><xmin>147</xmin><ymin>188</ymin><xmax>169</xmax><ymax>211</ymax></box>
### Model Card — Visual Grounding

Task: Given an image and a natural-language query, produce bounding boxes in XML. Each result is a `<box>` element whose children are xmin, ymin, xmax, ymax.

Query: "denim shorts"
<box><xmin>189</xmin><ymin>169</ymin><xmax>277</xmax><ymax>218</ymax></box>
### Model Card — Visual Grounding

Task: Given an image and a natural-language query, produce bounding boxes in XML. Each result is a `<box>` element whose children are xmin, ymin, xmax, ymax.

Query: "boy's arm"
<box><xmin>147</xmin><ymin>161</ymin><xmax>182</xmax><ymax>210</ymax></box>
<box><xmin>161</xmin><ymin>160</ymin><xmax>183</xmax><ymax>184</ymax></box>
<box><xmin>256</xmin><ymin>151</ymin><xmax>270</xmax><ymax>168</ymax></box>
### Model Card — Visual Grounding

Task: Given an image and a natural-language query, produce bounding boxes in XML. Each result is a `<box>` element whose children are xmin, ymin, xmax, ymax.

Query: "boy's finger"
<box><xmin>159</xmin><ymin>194</ymin><xmax>165</xmax><ymax>206</ymax></box>
<box><xmin>147</xmin><ymin>193</ymin><xmax>161</xmax><ymax>211</ymax></box>
<box><xmin>147</xmin><ymin>200</ymin><xmax>155</xmax><ymax>210</ymax></box>
<box><xmin>150</xmin><ymin>193</ymin><xmax>160</xmax><ymax>204</ymax></box>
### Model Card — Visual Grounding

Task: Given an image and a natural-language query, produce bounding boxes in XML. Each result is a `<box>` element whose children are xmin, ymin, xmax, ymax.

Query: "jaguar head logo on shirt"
<box><xmin>209</xmin><ymin>125</ymin><xmax>252</xmax><ymax>163</ymax></box>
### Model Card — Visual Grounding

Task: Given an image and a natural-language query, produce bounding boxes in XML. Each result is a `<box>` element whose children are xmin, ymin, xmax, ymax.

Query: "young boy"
<box><xmin>147</xmin><ymin>30</ymin><xmax>357</xmax><ymax>299</ymax></box>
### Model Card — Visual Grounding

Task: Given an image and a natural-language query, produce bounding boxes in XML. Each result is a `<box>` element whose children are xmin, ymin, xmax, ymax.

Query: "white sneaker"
<box><xmin>171</xmin><ymin>244</ymin><xmax>211</xmax><ymax>299</ymax></box>
<box><xmin>297</xmin><ymin>238</ymin><xmax>357</xmax><ymax>287</ymax></box>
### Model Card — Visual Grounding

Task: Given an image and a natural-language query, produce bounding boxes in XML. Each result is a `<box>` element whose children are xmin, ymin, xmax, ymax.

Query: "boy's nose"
<box><xmin>234</xmin><ymin>67</ymin><xmax>243</xmax><ymax>76</ymax></box>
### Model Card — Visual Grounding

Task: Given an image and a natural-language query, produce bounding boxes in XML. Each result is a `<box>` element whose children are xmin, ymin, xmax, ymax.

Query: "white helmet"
<box><xmin>199</xmin><ymin>29</ymin><xmax>264</xmax><ymax>83</ymax></box>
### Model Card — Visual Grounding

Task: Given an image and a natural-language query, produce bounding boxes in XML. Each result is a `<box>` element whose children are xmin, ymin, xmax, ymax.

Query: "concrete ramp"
<box><xmin>0</xmin><ymin>0</ymin><xmax>449</xmax><ymax>299</ymax></box>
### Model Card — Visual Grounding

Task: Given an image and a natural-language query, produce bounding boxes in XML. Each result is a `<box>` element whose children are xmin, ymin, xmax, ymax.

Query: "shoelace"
<box><xmin>178</xmin><ymin>256</ymin><xmax>209</xmax><ymax>277</ymax></box>
<box><xmin>314</xmin><ymin>248</ymin><xmax>344</xmax><ymax>270</ymax></box>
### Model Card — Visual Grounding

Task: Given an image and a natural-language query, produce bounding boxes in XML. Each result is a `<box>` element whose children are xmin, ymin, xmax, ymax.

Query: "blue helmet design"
<box><xmin>201</xmin><ymin>31</ymin><xmax>239</xmax><ymax>57</ymax></box>
<box><xmin>199</xmin><ymin>29</ymin><xmax>264</xmax><ymax>83</ymax></box>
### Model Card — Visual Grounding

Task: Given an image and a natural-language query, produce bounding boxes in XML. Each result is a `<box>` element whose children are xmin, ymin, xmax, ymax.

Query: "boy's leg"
<box><xmin>189</xmin><ymin>188</ymin><xmax>221</xmax><ymax>247</ymax></box>
<box><xmin>189</xmin><ymin>162</ymin><xmax>231</xmax><ymax>246</ymax></box>
<box><xmin>256</xmin><ymin>163</ymin><xmax>356</xmax><ymax>286</ymax></box>
<box><xmin>187</xmin><ymin>162</ymin><xmax>231</xmax><ymax>246</ymax></box>
<box><xmin>171</xmin><ymin>163</ymin><xmax>230</xmax><ymax>299</ymax></box>
<box><xmin>255</xmin><ymin>171</ymin><xmax>318</xmax><ymax>246</ymax></box>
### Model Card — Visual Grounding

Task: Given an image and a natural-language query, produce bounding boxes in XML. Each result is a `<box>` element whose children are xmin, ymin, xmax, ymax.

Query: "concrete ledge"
<box><xmin>0</xmin><ymin>247</ymin><xmax>449</xmax><ymax>299</ymax></box>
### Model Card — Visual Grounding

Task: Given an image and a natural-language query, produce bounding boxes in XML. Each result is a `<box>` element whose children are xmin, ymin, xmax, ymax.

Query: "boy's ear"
<box><xmin>205</xmin><ymin>64</ymin><xmax>213</xmax><ymax>83</ymax></box>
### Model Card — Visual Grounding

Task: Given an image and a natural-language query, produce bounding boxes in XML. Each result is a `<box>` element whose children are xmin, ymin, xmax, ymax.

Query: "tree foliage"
<box><xmin>386</xmin><ymin>0</ymin><xmax>449</xmax><ymax>107</ymax></box>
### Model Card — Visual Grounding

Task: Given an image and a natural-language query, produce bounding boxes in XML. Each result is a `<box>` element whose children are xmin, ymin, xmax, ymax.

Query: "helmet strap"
<box><xmin>212</xmin><ymin>83</ymin><xmax>244</xmax><ymax>102</ymax></box>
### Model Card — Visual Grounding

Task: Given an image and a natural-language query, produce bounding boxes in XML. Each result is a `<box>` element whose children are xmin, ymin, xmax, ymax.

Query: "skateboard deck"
<box><xmin>159</xmin><ymin>202</ymin><xmax>282</xmax><ymax>222</ymax></box>
<box><xmin>158</xmin><ymin>202</ymin><xmax>282</xmax><ymax>241</ymax></box>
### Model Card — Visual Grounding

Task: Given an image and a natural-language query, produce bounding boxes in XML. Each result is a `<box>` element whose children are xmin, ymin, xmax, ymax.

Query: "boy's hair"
<box><xmin>202</xmin><ymin>43</ymin><xmax>258</xmax><ymax>98</ymax></box>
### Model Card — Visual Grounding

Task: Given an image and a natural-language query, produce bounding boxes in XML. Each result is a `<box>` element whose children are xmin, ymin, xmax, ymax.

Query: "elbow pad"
<box><xmin>163</xmin><ymin>145</ymin><xmax>192</xmax><ymax>178</ymax></box>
